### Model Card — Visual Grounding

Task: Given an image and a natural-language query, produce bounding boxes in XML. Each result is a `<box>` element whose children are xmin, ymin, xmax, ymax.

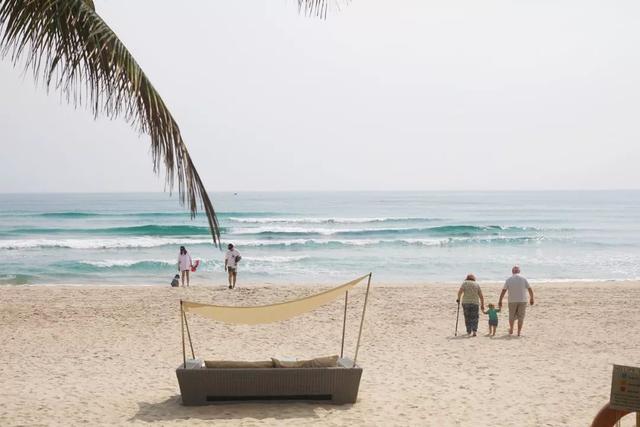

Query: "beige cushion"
<box><xmin>308</xmin><ymin>355</ymin><xmax>339</xmax><ymax>368</ymax></box>
<box><xmin>272</xmin><ymin>358</ymin><xmax>306</xmax><ymax>368</ymax></box>
<box><xmin>204</xmin><ymin>360</ymin><xmax>274</xmax><ymax>369</ymax></box>
<box><xmin>272</xmin><ymin>355</ymin><xmax>339</xmax><ymax>368</ymax></box>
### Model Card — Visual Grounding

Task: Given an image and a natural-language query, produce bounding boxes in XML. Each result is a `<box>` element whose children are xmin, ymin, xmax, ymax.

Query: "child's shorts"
<box><xmin>488</xmin><ymin>319</ymin><xmax>498</xmax><ymax>327</ymax></box>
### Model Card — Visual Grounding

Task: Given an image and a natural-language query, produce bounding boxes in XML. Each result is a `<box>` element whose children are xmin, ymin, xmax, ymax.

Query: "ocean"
<box><xmin>1</xmin><ymin>191</ymin><xmax>639</xmax><ymax>285</ymax></box>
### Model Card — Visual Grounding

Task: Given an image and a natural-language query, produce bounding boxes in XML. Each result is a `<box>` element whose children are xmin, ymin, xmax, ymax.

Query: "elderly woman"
<box><xmin>457</xmin><ymin>274</ymin><xmax>485</xmax><ymax>336</ymax></box>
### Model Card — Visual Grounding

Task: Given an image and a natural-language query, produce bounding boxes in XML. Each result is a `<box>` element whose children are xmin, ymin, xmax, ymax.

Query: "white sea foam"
<box><xmin>446</xmin><ymin>235</ymin><xmax>545</xmax><ymax>245</ymax></box>
<box><xmin>232</xmin><ymin>236</ymin><xmax>545</xmax><ymax>247</ymax></box>
<box><xmin>77</xmin><ymin>255</ymin><xmax>310</xmax><ymax>268</ymax></box>
<box><xmin>227</xmin><ymin>224</ymin><xmax>538</xmax><ymax>236</ymax></box>
<box><xmin>0</xmin><ymin>237</ymin><xmax>213</xmax><ymax>250</ymax></box>
<box><xmin>227</xmin><ymin>217</ymin><xmax>433</xmax><ymax>224</ymax></box>
<box><xmin>242</xmin><ymin>255</ymin><xmax>311</xmax><ymax>262</ymax></box>
<box><xmin>230</xmin><ymin>226</ymin><xmax>421</xmax><ymax>235</ymax></box>
<box><xmin>0</xmin><ymin>234</ymin><xmax>547</xmax><ymax>251</ymax></box>
<box><xmin>235</xmin><ymin>238</ymin><xmax>449</xmax><ymax>247</ymax></box>
<box><xmin>80</xmin><ymin>259</ymin><xmax>176</xmax><ymax>268</ymax></box>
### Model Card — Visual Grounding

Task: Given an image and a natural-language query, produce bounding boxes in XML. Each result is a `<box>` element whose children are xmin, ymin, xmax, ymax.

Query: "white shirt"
<box><xmin>503</xmin><ymin>274</ymin><xmax>530</xmax><ymax>303</ymax></box>
<box><xmin>225</xmin><ymin>249</ymin><xmax>240</xmax><ymax>268</ymax></box>
<box><xmin>178</xmin><ymin>253</ymin><xmax>192</xmax><ymax>271</ymax></box>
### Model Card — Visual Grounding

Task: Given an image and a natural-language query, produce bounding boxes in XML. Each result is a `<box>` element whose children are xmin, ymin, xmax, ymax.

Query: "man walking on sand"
<box><xmin>498</xmin><ymin>265</ymin><xmax>534</xmax><ymax>336</ymax></box>
<box><xmin>224</xmin><ymin>243</ymin><xmax>241</xmax><ymax>289</ymax></box>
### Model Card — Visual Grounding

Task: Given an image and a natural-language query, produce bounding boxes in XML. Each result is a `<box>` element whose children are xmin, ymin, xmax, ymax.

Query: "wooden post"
<box><xmin>340</xmin><ymin>291</ymin><xmax>348</xmax><ymax>358</ymax></box>
<box><xmin>180</xmin><ymin>300</ymin><xmax>186</xmax><ymax>368</ymax></box>
<box><xmin>636</xmin><ymin>411</ymin><xmax>639</xmax><ymax>427</ymax></box>
<box><xmin>183</xmin><ymin>308</ymin><xmax>195</xmax><ymax>359</ymax></box>
<box><xmin>353</xmin><ymin>273</ymin><xmax>372</xmax><ymax>368</ymax></box>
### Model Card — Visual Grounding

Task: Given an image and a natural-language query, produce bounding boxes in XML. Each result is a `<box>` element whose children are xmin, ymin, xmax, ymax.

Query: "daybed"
<box><xmin>176</xmin><ymin>357</ymin><xmax>362</xmax><ymax>405</ymax></box>
<box><xmin>176</xmin><ymin>273</ymin><xmax>372</xmax><ymax>405</ymax></box>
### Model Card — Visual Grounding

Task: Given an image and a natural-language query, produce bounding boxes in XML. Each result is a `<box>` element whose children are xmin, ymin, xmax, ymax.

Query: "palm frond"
<box><xmin>298</xmin><ymin>0</ymin><xmax>329</xmax><ymax>19</ymax></box>
<box><xmin>0</xmin><ymin>0</ymin><xmax>220</xmax><ymax>245</ymax></box>
<box><xmin>297</xmin><ymin>0</ymin><xmax>350</xmax><ymax>18</ymax></box>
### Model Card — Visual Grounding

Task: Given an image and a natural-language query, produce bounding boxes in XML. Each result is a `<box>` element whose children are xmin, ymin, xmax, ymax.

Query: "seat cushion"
<box><xmin>204</xmin><ymin>360</ymin><xmax>274</xmax><ymax>368</ymax></box>
<box><xmin>272</xmin><ymin>355</ymin><xmax>339</xmax><ymax>368</ymax></box>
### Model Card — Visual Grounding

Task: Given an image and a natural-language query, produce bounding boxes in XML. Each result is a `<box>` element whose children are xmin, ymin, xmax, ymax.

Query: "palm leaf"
<box><xmin>0</xmin><ymin>0</ymin><xmax>221</xmax><ymax>245</ymax></box>
<box><xmin>298</xmin><ymin>0</ymin><xmax>329</xmax><ymax>19</ymax></box>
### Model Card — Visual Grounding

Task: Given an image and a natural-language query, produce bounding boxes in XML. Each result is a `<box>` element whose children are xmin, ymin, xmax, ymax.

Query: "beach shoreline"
<box><xmin>5</xmin><ymin>277</ymin><xmax>640</xmax><ymax>288</ymax></box>
<box><xmin>1</xmin><ymin>280</ymin><xmax>639</xmax><ymax>426</ymax></box>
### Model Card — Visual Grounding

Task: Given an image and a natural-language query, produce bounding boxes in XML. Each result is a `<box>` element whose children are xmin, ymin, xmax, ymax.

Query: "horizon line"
<box><xmin>1</xmin><ymin>188</ymin><xmax>640</xmax><ymax>195</ymax></box>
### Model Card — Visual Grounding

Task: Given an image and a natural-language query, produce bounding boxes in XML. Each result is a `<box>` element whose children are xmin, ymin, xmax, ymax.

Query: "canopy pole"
<box><xmin>183</xmin><ymin>308</ymin><xmax>195</xmax><ymax>359</ymax></box>
<box><xmin>340</xmin><ymin>291</ymin><xmax>349</xmax><ymax>358</ymax></box>
<box><xmin>180</xmin><ymin>300</ymin><xmax>186</xmax><ymax>368</ymax></box>
<box><xmin>353</xmin><ymin>273</ymin><xmax>372</xmax><ymax>368</ymax></box>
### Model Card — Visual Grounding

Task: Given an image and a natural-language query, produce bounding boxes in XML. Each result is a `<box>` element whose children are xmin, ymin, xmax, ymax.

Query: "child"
<box><xmin>482</xmin><ymin>303</ymin><xmax>501</xmax><ymax>336</ymax></box>
<box><xmin>171</xmin><ymin>274</ymin><xmax>180</xmax><ymax>287</ymax></box>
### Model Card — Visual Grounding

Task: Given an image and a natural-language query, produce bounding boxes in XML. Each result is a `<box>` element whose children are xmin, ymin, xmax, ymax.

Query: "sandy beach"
<box><xmin>1</xmin><ymin>280</ymin><xmax>639</xmax><ymax>426</ymax></box>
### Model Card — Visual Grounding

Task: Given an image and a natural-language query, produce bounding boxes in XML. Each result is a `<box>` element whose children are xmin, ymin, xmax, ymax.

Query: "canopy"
<box><xmin>181</xmin><ymin>274</ymin><xmax>370</xmax><ymax>325</ymax></box>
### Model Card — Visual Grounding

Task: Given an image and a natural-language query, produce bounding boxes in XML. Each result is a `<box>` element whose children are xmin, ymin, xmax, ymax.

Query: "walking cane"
<box><xmin>454</xmin><ymin>299</ymin><xmax>460</xmax><ymax>336</ymax></box>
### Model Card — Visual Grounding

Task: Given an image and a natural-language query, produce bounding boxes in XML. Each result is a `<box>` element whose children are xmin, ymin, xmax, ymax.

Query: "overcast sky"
<box><xmin>1</xmin><ymin>0</ymin><xmax>639</xmax><ymax>192</ymax></box>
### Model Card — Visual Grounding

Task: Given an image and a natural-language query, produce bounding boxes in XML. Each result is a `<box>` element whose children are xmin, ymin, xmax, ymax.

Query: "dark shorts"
<box><xmin>488</xmin><ymin>319</ymin><xmax>498</xmax><ymax>326</ymax></box>
<box><xmin>227</xmin><ymin>266</ymin><xmax>237</xmax><ymax>273</ymax></box>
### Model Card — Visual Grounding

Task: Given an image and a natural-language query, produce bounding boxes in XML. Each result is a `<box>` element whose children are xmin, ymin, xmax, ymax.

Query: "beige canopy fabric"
<box><xmin>181</xmin><ymin>274</ymin><xmax>370</xmax><ymax>325</ymax></box>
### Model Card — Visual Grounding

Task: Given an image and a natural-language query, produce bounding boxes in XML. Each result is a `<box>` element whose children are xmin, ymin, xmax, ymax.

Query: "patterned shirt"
<box><xmin>460</xmin><ymin>280</ymin><xmax>480</xmax><ymax>304</ymax></box>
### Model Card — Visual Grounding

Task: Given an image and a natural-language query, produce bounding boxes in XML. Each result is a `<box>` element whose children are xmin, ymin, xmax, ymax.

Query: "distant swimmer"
<box><xmin>224</xmin><ymin>243</ymin><xmax>241</xmax><ymax>289</ymax></box>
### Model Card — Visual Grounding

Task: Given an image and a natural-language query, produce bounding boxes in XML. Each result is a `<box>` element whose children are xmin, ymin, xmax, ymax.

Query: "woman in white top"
<box><xmin>177</xmin><ymin>246</ymin><xmax>193</xmax><ymax>287</ymax></box>
<box><xmin>456</xmin><ymin>274</ymin><xmax>485</xmax><ymax>336</ymax></box>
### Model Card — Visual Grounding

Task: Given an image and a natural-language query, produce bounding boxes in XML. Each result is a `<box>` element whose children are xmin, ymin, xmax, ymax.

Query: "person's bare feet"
<box><xmin>472</xmin><ymin>332</ymin><xmax>477</xmax><ymax>337</ymax></box>
<box><xmin>509</xmin><ymin>328</ymin><xmax>514</xmax><ymax>335</ymax></box>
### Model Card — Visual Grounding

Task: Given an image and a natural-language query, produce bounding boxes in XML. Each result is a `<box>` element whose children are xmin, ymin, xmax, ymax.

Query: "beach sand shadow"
<box><xmin>446</xmin><ymin>335</ymin><xmax>473</xmax><ymax>340</ymax></box>
<box><xmin>130</xmin><ymin>395</ymin><xmax>353</xmax><ymax>422</ymax></box>
<box><xmin>493</xmin><ymin>334</ymin><xmax>523</xmax><ymax>340</ymax></box>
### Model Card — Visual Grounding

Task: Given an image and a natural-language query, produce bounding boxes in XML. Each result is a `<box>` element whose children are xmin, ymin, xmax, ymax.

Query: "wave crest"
<box><xmin>228</xmin><ymin>216</ymin><xmax>439</xmax><ymax>224</ymax></box>
<box><xmin>0</xmin><ymin>237</ymin><xmax>213</xmax><ymax>250</ymax></box>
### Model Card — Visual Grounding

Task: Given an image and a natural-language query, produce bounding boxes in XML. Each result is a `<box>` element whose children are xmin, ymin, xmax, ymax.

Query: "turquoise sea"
<box><xmin>1</xmin><ymin>191</ymin><xmax>639</xmax><ymax>285</ymax></box>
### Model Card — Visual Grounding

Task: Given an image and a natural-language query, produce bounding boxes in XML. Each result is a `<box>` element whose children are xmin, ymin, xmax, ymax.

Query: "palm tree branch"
<box><xmin>0</xmin><ymin>0</ymin><xmax>220</xmax><ymax>245</ymax></box>
<box><xmin>298</xmin><ymin>0</ymin><xmax>328</xmax><ymax>18</ymax></box>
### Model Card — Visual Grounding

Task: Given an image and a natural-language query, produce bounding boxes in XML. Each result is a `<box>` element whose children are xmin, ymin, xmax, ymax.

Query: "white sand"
<box><xmin>1</xmin><ymin>280</ymin><xmax>639</xmax><ymax>426</ymax></box>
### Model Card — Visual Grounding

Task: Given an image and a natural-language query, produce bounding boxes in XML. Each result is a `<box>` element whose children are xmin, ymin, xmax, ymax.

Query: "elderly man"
<box><xmin>498</xmin><ymin>265</ymin><xmax>534</xmax><ymax>336</ymax></box>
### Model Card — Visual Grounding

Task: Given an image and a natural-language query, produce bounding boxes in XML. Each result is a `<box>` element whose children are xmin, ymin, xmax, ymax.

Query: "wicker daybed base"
<box><xmin>176</xmin><ymin>358</ymin><xmax>362</xmax><ymax>405</ymax></box>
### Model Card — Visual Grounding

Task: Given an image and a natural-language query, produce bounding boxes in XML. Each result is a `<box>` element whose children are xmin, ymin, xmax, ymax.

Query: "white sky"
<box><xmin>1</xmin><ymin>0</ymin><xmax>639</xmax><ymax>192</ymax></box>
